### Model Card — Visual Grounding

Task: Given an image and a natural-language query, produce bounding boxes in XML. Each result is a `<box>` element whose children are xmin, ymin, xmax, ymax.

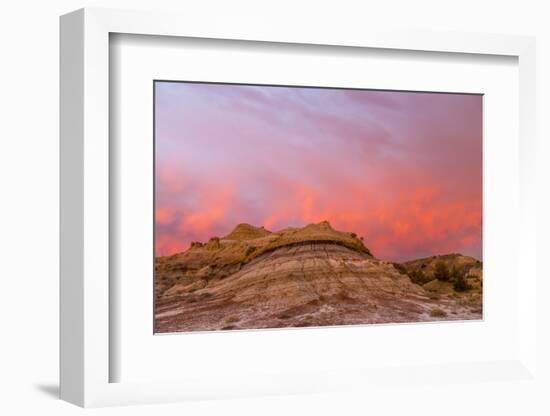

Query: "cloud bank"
<box><xmin>155</xmin><ymin>82</ymin><xmax>482</xmax><ymax>261</ymax></box>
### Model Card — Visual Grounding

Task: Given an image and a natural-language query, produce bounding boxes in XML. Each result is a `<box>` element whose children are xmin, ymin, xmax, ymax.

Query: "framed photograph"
<box><xmin>60</xmin><ymin>8</ymin><xmax>539</xmax><ymax>408</ymax></box>
<box><xmin>153</xmin><ymin>81</ymin><xmax>483</xmax><ymax>334</ymax></box>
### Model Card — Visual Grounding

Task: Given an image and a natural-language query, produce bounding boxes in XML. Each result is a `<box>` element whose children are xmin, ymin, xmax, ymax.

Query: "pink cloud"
<box><xmin>155</xmin><ymin>82</ymin><xmax>482</xmax><ymax>261</ymax></box>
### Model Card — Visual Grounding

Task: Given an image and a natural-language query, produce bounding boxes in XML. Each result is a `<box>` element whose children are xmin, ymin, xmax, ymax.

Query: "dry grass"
<box><xmin>430</xmin><ymin>308</ymin><xmax>448</xmax><ymax>318</ymax></box>
<box><xmin>225</xmin><ymin>314</ymin><xmax>240</xmax><ymax>323</ymax></box>
<box><xmin>221</xmin><ymin>325</ymin><xmax>237</xmax><ymax>330</ymax></box>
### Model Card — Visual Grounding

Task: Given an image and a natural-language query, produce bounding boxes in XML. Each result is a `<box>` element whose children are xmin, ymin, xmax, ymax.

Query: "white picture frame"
<box><xmin>60</xmin><ymin>7</ymin><xmax>538</xmax><ymax>408</ymax></box>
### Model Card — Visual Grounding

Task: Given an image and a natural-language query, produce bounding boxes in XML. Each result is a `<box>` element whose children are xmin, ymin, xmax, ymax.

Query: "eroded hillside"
<box><xmin>155</xmin><ymin>222</ymin><xmax>482</xmax><ymax>333</ymax></box>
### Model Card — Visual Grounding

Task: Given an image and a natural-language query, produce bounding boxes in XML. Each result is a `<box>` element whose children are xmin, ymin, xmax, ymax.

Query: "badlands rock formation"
<box><xmin>155</xmin><ymin>222</ymin><xmax>482</xmax><ymax>333</ymax></box>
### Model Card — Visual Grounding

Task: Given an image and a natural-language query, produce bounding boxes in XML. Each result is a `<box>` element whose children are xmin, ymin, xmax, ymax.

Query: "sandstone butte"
<box><xmin>155</xmin><ymin>221</ymin><xmax>482</xmax><ymax>333</ymax></box>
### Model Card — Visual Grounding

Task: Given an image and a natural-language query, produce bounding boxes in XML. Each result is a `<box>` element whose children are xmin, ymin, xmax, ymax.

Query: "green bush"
<box><xmin>434</xmin><ymin>261</ymin><xmax>450</xmax><ymax>281</ymax></box>
<box><xmin>408</xmin><ymin>269</ymin><xmax>431</xmax><ymax>285</ymax></box>
<box><xmin>392</xmin><ymin>263</ymin><xmax>408</xmax><ymax>275</ymax></box>
<box><xmin>448</xmin><ymin>266</ymin><xmax>459</xmax><ymax>285</ymax></box>
<box><xmin>453</xmin><ymin>273</ymin><xmax>471</xmax><ymax>292</ymax></box>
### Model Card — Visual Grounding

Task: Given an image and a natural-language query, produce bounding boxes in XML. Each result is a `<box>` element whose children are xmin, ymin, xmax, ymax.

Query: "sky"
<box><xmin>155</xmin><ymin>82</ymin><xmax>482</xmax><ymax>262</ymax></box>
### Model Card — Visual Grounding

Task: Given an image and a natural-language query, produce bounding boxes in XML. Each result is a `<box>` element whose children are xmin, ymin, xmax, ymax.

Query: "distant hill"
<box><xmin>401</xmin><ymin>253</ymin><xmax>482</xmax><ymax>278</ymax></box>
<box><xmin>155</xmin><ymin>222</ymin><xmax>482</xmax><ymax>333</ymax></box>
<box><xmin>396</xmin><ymin>253</ymin><xmax>482</xmax><ymax>307</ymax></box>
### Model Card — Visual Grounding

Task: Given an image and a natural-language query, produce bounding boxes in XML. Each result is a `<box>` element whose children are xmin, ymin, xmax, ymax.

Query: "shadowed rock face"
<box><xmin>155</xmin><ymin>222</ymin><xmax>482</xmax><ymax>333</ymax></box>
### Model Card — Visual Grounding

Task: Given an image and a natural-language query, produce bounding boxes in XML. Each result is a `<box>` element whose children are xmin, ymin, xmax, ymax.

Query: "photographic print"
<box><xmin>154</xmin><ymin>81</ymin><xmax>482</xmax><ymax>333</ymax></box>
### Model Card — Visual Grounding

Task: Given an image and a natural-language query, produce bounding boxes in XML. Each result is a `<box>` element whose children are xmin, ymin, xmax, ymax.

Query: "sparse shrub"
<box><xmin>408</xmin><ymin>269</ymin><xmax>431</xmax><ymax>285</ymax></box>
<box><xmin>430</xmin><ymin>308</ymin><xmax>447</xmax><ymax>318</ymax></box>
<box><xmin>448</xmin><ymin>266</ymin><xmax>471</xmax><ymax>292</ymax></box>
<box><xmin>225</xmin><ymin>315</ymin><xmax>240</xmax><ymax>323</ymax></box>
<box><xmin>449</xmin><ymin>265</ymin><xmax>459</xmax><ymax>280</ymax></box>
<box><xmin>453</xmin><ymin>273</ymin><xmax>471</xmax><ymax>292</ymax></box>
<box><xmin>434</xmin><ymin>261</ymin><xmax>451</xmax><ymax>281</ymax></box>
<box><xmin>392</xmin><ymin>263</ymin><xmax>408</xmax><ymax>275</ymax></box>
